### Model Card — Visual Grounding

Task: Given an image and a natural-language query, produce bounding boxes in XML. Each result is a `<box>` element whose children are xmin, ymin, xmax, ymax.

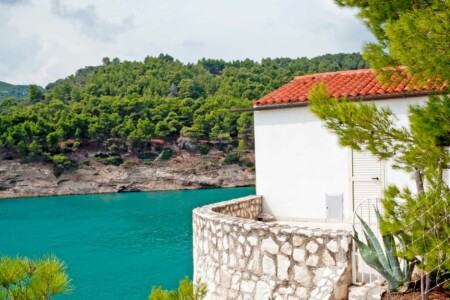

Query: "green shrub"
<box><xmin>224</xmin><ymin>153</ymin><xmax>240</xmax><ymax>165</ymax></box>
<box><xmin>148</xmin><ymin>287</ymin><xmax>170</xmax><ymax>300</ymax></box>
<box><xmin>160</xmin><ymin>149</ymin><xmax>173</xmax><ymax>161</ymax></box>
<box><xmin>197</xmin><ymin>144</ymin><xmax>210</xmax><ymax>155</ymax></box>
<box><xmin>81</xmin><ymin>159</ymin><xmax>90</xmax><ymax>166</ymax></box>
<box><xmin>137</xmin><ymin>152</ymin><xmax>159</xmax><ymax>160</ymax></box>
<box><xmin>245</xmin><ymin>160</ymin><xmax>254</xmax><ymax>168</ymax></box>
<box><xmin>237</xmin><ymin>140</ymin><xmax>247</xmax><ymax>152</ymax></box>
<box><xmin>123</xmin><ymin>159</ymin><xmax>139</xmax><ymax>168</ymax></box>
<box><xmin>94</xmin><ymin>152</ymin><xmax>109</xmax><ymax>159</ymax></box>
<box><xmin>0</xmin><ymin>255</ymin><xmax>73</xmax><ymax>299</ymax></box>
<box><xmin>52</xmin><ymin>154</ymin><xmax>74</xmax><ymax>176</ymax></box>
<box><xmin>105</xmin><ymin>155</ymin><xmax>123</xmax><ymax>166</ymax></box>
<box><xmin>73</xmin><ymin>141</ymin><xmax>81</xmax><ymax>150</ymax></box>
<box><xmin>218</xmin><ymin>144</ymin><xmax>229</xmax><ymax>153</ymax></box>
<box><xmin>148</xmin><ymin>277</ymin><xmax>206</xmax><ymax>300</ymax></box>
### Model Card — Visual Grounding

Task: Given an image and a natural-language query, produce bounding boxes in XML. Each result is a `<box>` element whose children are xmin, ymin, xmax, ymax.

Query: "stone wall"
<box><xmin>210</xmin><ymin>195</ymin><xmax>262</xmax><ymax>220</ymax></box>
<box><xmin>193</xmin><ymin>196</ymin><xmax>353</xmax><ymax>300</ymax></box>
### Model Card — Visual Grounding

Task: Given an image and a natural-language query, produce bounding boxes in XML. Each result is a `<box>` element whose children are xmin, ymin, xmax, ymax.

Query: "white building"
<box><xmin>252</xmin><ymin>68</ymin><xmax>440</xmax><ymax>224</ymax></box>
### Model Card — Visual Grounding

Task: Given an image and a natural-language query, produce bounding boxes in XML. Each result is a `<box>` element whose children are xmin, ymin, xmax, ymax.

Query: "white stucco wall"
<box><xmin>375</xmin><ymin>97</ymin><xmax>427</xmax><ymax>191</ymax></box>
<box><xmin>254</xmin><ymin>96</ymin><xmax>428</xmax><ymax>222</ymax></box>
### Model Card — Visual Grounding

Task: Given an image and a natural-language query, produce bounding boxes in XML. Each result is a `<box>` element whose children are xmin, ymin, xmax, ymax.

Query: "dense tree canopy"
<box><xmin>336</xmin><ymin>0</ymin><xmax>450</xmax><ymax>82</ymax></box>
<box><xmin>0</xmin><ymin>53</ymin><xmax>369</xmax><ymax>162</ymax></box>
<box><xmin>315</xmin><ymin>3</ymin><xmax>450</xmax><ymax>298</ymax></box>
<box><xmin>0</xmin><ymin>82</ymin><xmax>35</xmax><ymax>101</ymax></box>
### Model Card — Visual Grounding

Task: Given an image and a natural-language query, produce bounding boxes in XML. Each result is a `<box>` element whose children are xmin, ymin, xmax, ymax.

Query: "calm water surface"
<box><xmin>0</xmin><ymin>187</ymin><xmax>255</xmax><ymax>299</ymax></box>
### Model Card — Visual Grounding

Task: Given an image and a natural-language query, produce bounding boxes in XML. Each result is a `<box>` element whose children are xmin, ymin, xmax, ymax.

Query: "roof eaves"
<box><xmin>231</xmin><ymin>90</ymin><xmax>437</xmax><ymax>113</ymax></box>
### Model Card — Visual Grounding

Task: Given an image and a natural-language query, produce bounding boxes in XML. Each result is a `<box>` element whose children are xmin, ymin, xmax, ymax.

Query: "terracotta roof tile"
<box><xmin>253</xmin><ymin>68</ymin><xmax>446</xmax><ymax>107</ymax></box>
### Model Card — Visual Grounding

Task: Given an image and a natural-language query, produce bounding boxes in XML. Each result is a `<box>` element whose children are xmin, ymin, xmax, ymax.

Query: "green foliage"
<box><xmin>0</xmin><ymin>82</ymin><xmax>31</xmax><ymax>101</ymax></box>
<box><xmin>0</xmin><ymin>254</ymin><xmax>73</xmax><ymax>299</ymax></box>
<box><xmin>149</xmin><ymin>287</ymin><xmax>171</xmax><ymax>300</ymax></box>
<box><xmin>105</xmin><ymin>155</ymin><xmax>123</xmax><ymax>166</ymax></box>
<box><xmin>237</xmin><ymin>140</ymin><xmax>247</xmax><ymax>152</ymax></box>
<box><xmin>410</xmin><ymin>95</ymin><xmax>450</xmax><ymax>147</ymax></box>
<box><xmin>93</xmin><ymin>153</ymin><xmax>123</xmax><ymax>165</ymax></box>
<box><xmin>197</xmin><ymin>144</ymin><xmax>210</xmax><ymax>156</ymax></box>
<box><xmin>137</xmin><ymin>152</ymin><xmax>159</xmax><ymax>160</ymax></box>
<box><xmin>353</xmin><ymin>208</ymin><xmax>411</xmax><ymax>291</ymax></box>
<box><xmin>94</xmin><ymin>153</ymin><xmax>109</xmax><ymax>159</ymax></box>
<box><xmin>309</xmin><ymin>85</ymin><xmax>450</xmax><ymax>294</ymax></box>
<box><xmin>335</xmin><ymin>0</ymin><xmax>450</xmax><ymax>83</ymax></box>
<box><xmin>29</xmin><ymin>85</ymin><xmax>44</xmax><ymax>103</ymax></box>
<box><xmin>381</xmin><ymin>182</ymin><xmax>450</xmax><ymax>273</ymax></box>
<box><xmin>223</xmin><ymin>153</ymin><xmax>240</xmax><ymax>165</ymax></box>
<box><xmin>0</xmin><ymin>53</ymin><xmax>368</xmax><ymax>161</ymax></box>
<box><xmin>309</xmin><ymin>85</ymin><xmax>449</xmax><ymax>178</ymax></box>
<box><xmin>160</xmin><ymin>149</ymin><xmax>173</xmax><ymax>161</ymax></box>
<box><xmin>51</xmin><ymin>154</ymin><xmax>73</xmax><ymax>176</ymax></box>
<box><xmin>123</xmin><ymin>159</ymin><xmax>139</xmax><ymax>168</ymax></box>
<box><xmin>148</xmin><ymin>277</ymin><xmax>207</xmax><ymax>300</ymax></box>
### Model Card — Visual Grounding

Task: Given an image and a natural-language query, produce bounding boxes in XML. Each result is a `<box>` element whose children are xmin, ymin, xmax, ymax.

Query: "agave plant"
<box><xmin>353</xmin><ymin>208</ymin><xmax>412</xmax><ymax>291</ymax></box>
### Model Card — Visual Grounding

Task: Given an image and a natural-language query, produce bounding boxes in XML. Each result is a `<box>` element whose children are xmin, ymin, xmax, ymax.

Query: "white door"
<box><xmin>351</xmin><ymin>150</ymin><xmax>385</xmax><ymax>283</ymax></box>
<box><xmin>351</xmin><ymin>150</ymin><xmax>385</xmax><ymax>222</ymax></box>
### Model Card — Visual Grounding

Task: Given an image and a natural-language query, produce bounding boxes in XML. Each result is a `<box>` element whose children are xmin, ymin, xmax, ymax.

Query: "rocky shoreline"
<box><xmin>0</xmin><ymin>151</ymin><xmax>255</xmax><ymax>199</ymax></box>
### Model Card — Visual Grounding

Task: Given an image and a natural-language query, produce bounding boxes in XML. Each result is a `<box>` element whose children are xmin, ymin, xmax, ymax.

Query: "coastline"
<box><xmin>0</xmin><ymin>184</ymin><xmax>255</xmax><ymax>200</ymax></box>
<box><xmin>0</xmin><ymin>154</ymin><xmax>256</xmax><ymax>200</ymax></box>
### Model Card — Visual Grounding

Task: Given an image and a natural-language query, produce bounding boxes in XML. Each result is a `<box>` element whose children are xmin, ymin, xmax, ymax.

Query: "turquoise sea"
<box><xmin>0</xmin><ymin>187</ymin><xmax>255</xmax><ymax>299</ymax></box>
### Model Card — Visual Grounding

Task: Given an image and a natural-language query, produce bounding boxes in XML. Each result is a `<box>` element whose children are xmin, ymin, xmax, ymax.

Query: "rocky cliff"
<box><xmin>0</xmin><ymin>151</ymin><xmax>255</xmax><ymax>199</ymax></box>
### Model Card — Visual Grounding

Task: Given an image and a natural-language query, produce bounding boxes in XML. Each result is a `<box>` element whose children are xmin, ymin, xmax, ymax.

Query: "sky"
<box><xmin>0</xmin><ymin>0</ymin><xmax>374</xmax><ymax>86</ymax></box>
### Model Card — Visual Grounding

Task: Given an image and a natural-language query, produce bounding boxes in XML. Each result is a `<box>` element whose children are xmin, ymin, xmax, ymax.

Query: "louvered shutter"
<box><xmin>352</xmin><ymin>150</ymin><xmax>384</xmax><ymax>222</ymax></box>
<box><xmin>326</xmin><ymin>194</ymin><xmax>343</xmax><ymax>222</ymax></box>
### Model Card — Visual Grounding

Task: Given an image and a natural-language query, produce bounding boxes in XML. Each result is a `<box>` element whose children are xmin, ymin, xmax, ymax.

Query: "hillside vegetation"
<box><xmin>0</xmin><ymin>81</ymin><xmax>33</xmax><ymax>101</ymax></box>
<box><xmin>0</xmin><ymin>53</ymin><xmax>368</xmax><ymax>171</ymax></box>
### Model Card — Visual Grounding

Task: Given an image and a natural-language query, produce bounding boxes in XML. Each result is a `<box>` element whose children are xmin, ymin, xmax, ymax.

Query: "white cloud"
<box><xmin>0</xmin><ymin>0</ymin><xmax>375</xmax><ymax>86</ymax></box>
<box><xmin>0</xmin><ymin>9</ymin><xmax>45</xmax><ymax>85</ymax></box>
<box><xmin>0</xmin><ymin>0</ymin><xmax>28</xmax><ymax>6</ymax></box>
<box><xmin>51</xmin><ymin>0</ymin><xmax>134</xmax><ymax>42</ymax></box>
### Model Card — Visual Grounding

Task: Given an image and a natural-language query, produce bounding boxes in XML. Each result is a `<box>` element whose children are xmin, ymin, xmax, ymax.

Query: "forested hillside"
<box><xmin>0</xmin><ymin>81</ymin><xmax>35</xmax><ymax>101</ymax></box>
<box><xmin>0</xmin><ymin>53</ymin><xmax>368</xmax><ymax>171</ymax></box>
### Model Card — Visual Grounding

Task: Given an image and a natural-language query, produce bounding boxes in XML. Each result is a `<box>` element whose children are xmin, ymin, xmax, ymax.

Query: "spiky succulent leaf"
<box><xmin>353</xmin><ymin>229</ymin><xmax>400</xmax><ymax>289</ymax></box>
<box><xmin>356</xmin><ymin>214</ymin><xmax>391</xmax><ymax>272</ymax></box>
<box><xmin>375</xmin><ymin>207</ymin><xmax>404</xmax><ymax>282</ymax></box>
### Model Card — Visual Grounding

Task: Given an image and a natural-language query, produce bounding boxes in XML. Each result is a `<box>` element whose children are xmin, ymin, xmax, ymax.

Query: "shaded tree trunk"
<box><xmin>415</xmin><ymin>168</ymin><xmax>430</xmax><ymax>300</ymax></box>
<box><xmin>415</xmin><ymin>168</ymin><xmax>424</xmax><ymax>194</ymax></box>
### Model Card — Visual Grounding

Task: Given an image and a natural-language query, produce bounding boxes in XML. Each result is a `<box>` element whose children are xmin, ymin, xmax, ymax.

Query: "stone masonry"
<box><xmin>193</xmin><ymin>196</ymin><xmax>353</xmax><ymax>300</ymax></box>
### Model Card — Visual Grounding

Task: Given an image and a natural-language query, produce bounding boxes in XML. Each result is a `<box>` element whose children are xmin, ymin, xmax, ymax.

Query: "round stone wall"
<box><xmin>193</xmin><ymin>195</ymin><xmax>353</xmax><ymax>300</ymax></box>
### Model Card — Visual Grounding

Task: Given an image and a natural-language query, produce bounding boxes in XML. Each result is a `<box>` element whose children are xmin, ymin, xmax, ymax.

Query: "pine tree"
<box><xmin>335</xmin><ymin>0</ymin><xmax>450</xmax><ymax>83</ymax></box>
<box><xmin>0</xmin><ymin>255</ymin><xmax>73</xmax><ymax>299</ymax></box>
<box><xmin>309</xmin><ymin>85</ymin><xmax>450</xmax><ymax>298</ymax></box>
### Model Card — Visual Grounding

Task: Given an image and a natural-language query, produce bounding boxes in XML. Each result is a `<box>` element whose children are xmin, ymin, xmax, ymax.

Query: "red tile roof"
<box><xmin>253</xmin><ymin>68</ymin><xmax>446</xmax><ymax>107</ymax></box>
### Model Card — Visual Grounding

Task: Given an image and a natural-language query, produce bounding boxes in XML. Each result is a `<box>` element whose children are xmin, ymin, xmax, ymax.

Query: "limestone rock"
<box><xmin>261</xmin><ymin>237</ymin><xmax>279</xmax><ymax>255</ymax></box>
<box><xmin>306</xmin><ymin>254</ymin><xmax>319</xmax><ymax>267</ymax></box>
<box><xmin>293</xmin><ymin>265</ymin><xmax>311</xmax><ymax>285</ymax></box>
<box><xmin>240</xmin><ymin>280</ymin><xmax>255</xmax><ymax>293</ymax></box>
<box><xmin>277</xmin><ymin>254</ymin><xmax>291</xmax><ymax>280</ymax></box>
<box><xmin>281</xmin><ymin>242</ymin><xmax>293</xmax><ymax>255</ymax></box>
<box><xmin>255</xmin><ymin>281</ymin><xmax>271</xmax><ymax>299</ymax></box>
<box><xmin>306</xmin><ymin>241</ymin><xmax>319</xmax><ymax>254</ymax></box>
<box><xmin>262</xmin><ymin>255</ymin><xmax>276</xmax><ymax>276</ymax></box>
<box><xmin>293</xmin><ymin>248</ymin><xmax>306</xmax><ymax>262</ymax></box>
<box><xmin>326</xmin><ymin>240</ymin><xmax>339</xmax><ymax>253</ymax></box>
<box><xmin>0</xmin><ymin>153</ymin><xmax>255</xmax><ymax>199</ymax></box>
